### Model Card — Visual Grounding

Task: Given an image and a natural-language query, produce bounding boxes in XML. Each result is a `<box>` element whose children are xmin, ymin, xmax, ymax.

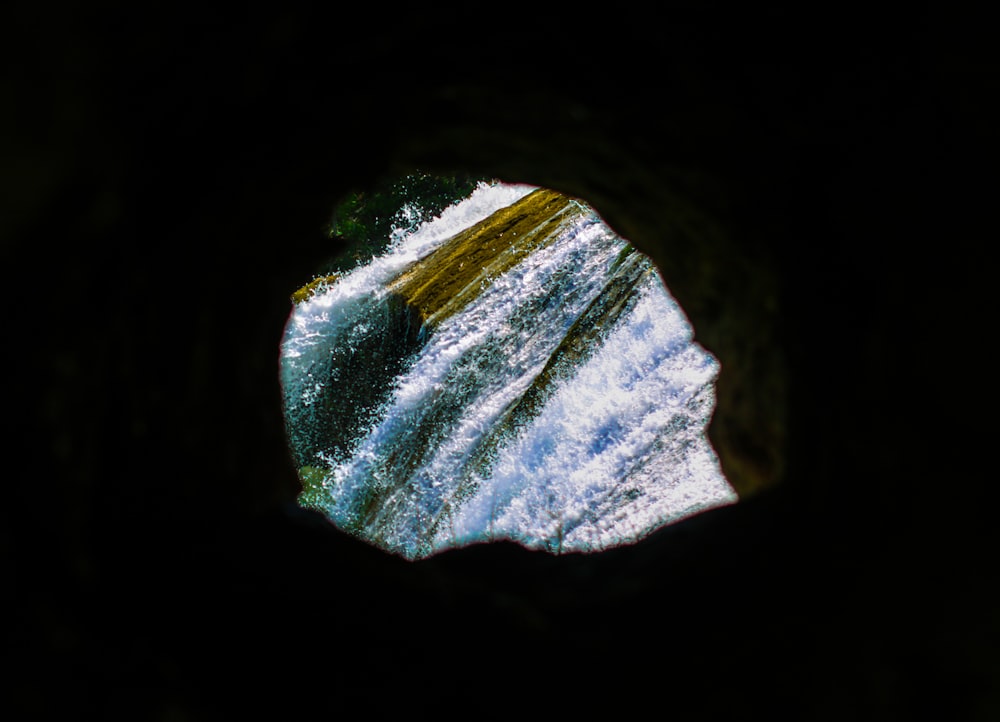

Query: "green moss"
<box><xmin>296</xmin><ymin>465</ymin><xmax>331</xmax><ymax>510</ymax></box>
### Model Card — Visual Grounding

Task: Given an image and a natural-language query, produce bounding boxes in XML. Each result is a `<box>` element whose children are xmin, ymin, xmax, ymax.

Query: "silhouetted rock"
<box><xmin>8</xmin><ymin>4</ymin><xmax>997</xmax><ymax>721</ymax></box>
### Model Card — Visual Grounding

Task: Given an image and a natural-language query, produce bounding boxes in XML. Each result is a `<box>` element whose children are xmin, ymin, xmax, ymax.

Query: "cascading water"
<box><xmin>280</xmin><ymin>180</ymin><xmax>736</xmax><ymax>559</ymax></box>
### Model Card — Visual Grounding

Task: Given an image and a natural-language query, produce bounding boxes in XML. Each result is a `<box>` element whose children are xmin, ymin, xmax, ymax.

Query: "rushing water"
<box><xmin>280</xmin><ymin>181</ymin><xmax>736</xmax><ymax>559</ymax></box>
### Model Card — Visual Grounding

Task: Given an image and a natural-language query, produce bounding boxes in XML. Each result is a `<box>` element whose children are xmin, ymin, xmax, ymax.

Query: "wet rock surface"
<box><xmin>8</xmin><ymin>4</ymin><xmax>997</xmax><ymax>720</ymax></box>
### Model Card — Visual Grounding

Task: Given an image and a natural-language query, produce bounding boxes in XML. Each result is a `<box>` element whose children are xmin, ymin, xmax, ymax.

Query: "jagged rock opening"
<box><xmin>11</xmin><ymin>5</ymin><xmax>996</xmax><ymax>721</ymax></box>
<box><xmin>282</xmin><ymin>182</ymin><xmax>737</xmax><ymax>558</ymax></box>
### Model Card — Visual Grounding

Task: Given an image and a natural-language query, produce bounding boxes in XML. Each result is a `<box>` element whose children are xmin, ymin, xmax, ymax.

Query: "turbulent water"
<box><xmin>280</xmin><ymin>182</ymin><xmax>736</xmax><ymax>559</ymax></box>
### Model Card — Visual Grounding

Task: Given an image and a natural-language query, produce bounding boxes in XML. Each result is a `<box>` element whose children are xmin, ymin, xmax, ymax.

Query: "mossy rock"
<box><xmin>296</xmin><ymin>465</ymin><xmax>331</xmax><ymax>509</ymax></box>
<box><xmin>291</xmin><ymin>274</ymin><xmax>341</xmax><ymax>305</ymax></box>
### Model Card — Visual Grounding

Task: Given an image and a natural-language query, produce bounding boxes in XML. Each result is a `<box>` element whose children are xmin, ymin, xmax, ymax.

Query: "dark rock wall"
<box><xmin>8</xmin><ymin>4</ymin><xmax>997</xmax><ymax>720</ymax></box>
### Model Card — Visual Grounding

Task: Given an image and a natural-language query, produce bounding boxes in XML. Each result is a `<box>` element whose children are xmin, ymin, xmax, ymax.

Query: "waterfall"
<box><xmin>280</xmin><ymin>181</ymin><xmax>736</xmax><ymax>559</ymax></box>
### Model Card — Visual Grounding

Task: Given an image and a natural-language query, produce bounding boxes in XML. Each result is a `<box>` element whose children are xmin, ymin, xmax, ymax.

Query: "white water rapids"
<box><xmin>280</xmin><ymin>181</ymin><xmax>736</xmax><ymax>559</ymax></box>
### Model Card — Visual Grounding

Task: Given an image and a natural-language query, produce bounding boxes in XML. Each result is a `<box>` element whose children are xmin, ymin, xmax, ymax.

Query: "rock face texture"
<box><xmin>8</xmin><ymin>4</ymin><xmax>997</xmax><ymax>721</ymax></box>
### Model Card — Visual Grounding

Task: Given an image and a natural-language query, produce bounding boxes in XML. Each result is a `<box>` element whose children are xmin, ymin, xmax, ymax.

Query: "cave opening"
<box><xmin>279</xmin><ymin>172</ymin><xmax>737</xmax><ymax>559</ymax></box>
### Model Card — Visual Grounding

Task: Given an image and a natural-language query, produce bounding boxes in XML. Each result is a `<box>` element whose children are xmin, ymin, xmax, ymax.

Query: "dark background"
<box><xmin>6</xmin><ymin>3</ymin><xmax>997</xmax><ymax>720</ymax></box>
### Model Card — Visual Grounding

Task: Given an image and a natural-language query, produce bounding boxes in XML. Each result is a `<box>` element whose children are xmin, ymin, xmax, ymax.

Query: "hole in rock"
<box><xmin>279</xmin><ymin>173</ymin><xmax>737</xmax><ymax>560</ymax></box>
